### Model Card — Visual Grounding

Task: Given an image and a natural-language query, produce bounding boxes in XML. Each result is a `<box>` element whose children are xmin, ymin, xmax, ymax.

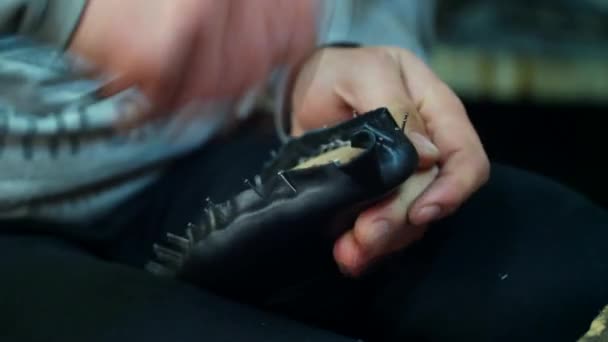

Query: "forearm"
<box><xmin>0</xmin><ymin>0</ymin><xmax>87</xmax><ymax>48</ymax></box>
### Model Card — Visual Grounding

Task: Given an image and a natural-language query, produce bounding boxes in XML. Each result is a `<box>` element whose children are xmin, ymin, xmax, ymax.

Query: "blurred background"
<box><xmin>430</xmin><ymin>0</ymin><xmax>608</xmax><ymax>208</ymax></box>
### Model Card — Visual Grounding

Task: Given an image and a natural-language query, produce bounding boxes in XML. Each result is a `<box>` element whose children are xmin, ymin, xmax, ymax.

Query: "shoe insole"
<box><xmin>291</xmin><ymin>144</ymin><xmax>364</xmax><ymax>170</ymax></box>
<box><xmin>290</xmin><ymin>134</ymin><xmax>439</xmax><ymax>219</ymax></box>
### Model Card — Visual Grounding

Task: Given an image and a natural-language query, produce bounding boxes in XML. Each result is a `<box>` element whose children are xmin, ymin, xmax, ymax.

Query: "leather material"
<box><xmin>146</xmin><ymin>107</ymin><xmax>419</xmax><ymax>297</ymax></box>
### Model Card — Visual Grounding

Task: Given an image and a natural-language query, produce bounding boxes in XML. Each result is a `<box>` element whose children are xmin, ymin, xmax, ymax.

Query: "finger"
<box><xmin>351</xmin><ymin>166</ymin><xmax>438</xmax><ymax>260</ymax></box>
<box><xmin>106</xmin><ymin>61</ymin><xmax>187</xmax><ymax>130</ymax></box>
<box><xmin>333</xmin><ymin>167</ymin><xmax>437</xmax><ymax>276</ymax></box>
<box><xmin>380</xmin><ymin>104</ymin><xmax>439</xmax><ymax>170</ymax></box>
<box><xmin>409</xmin><ymin>146</ymin><xmax>490</xmax><ymax>226</ymax></box>
<box><xmin>393</xmin><ymin>50</ymin><xmax>490</xmax><ymax>225</ymax></box>
<box><xmin>410</xmin><ymin>82</ymin><xmax>489</xmax><ymax>225</ymax></box>
<box><xmin>334</xmin><ymin>50</ymin><xmax>439</xmax><ymax>168</ymax></box>
<box><xmin>82</xmin><ymin>61</ymin><xmax>155</xmax><ymax>131</ymax></box>
<box><xmin>333</xmin><ymin>230</ymin><xmax>367</xmax><ymax>277</ymax></box>
<box><xmin>97</xmin><ymin>72</ymin><xmax>134</xmax><ymax>98</ymax></box>
<box><xmin>290</xmin><ymin>48</ymin><xmax>439</xmax><ymax>168</ymax></box>
<box><xmin>406</xmin><ymin>130</ymin><xmax>440</xmax><ymax>170</ymax></box>
<box><xmin>289</xmin><ymin>49</ymin><xmax>355</xmax><ymax>136</ymax></box>
<box><xmin>99</xmin><ymin>49</ymin><xmax>192</xmax><ymax>131</ymax></box>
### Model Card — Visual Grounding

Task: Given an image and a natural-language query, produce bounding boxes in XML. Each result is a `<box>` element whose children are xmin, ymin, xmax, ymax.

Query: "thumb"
<box><xmin>334</xmin><ymin>74</ymin><xmax>439</xmax><ymax>170</ymax></box>
<box><xmin>330</xmin><ymin>54</ymin><xmax>439</xmax><ymax>169</ymax></box>
<box><xmin>385</xmin><ymin>104</ymin><xmax>439</xmax><ymax>170</ymax></box>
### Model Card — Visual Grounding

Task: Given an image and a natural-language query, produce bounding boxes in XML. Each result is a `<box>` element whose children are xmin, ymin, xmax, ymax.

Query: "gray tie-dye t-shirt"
<box><xmin>0</xmin><ymin>1</ymin><xmax>434</xmax><ymax>223</ymax></box>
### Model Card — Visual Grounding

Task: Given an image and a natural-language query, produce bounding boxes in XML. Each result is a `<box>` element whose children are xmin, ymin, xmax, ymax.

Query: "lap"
<box><xmin>260</xmin><ymin>164</ymin><xmax>608</xmax><ymax>342</ymax></box>
<box><xmin>0</xmin><ymin>233</ymin><xmax>353</xmax><ymax>342</ymax></box>
<box><xmin>1</xmin><ymin>127</ymin><xmax>606</xmax><ymax>341</ymax></box>
<box><xmin>365</xmin><ymin>164</ymin><xmax>607</xmax><ymax>341</ymax></box>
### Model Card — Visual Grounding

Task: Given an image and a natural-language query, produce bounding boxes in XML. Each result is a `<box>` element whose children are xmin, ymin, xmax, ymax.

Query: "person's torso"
<box><xmin>0</xmin><ymin>37</ymin><xmax>245</xmax><ymax>222</ymax></box>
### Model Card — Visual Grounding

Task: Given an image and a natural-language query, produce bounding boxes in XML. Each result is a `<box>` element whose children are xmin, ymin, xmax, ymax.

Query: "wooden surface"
<box><xmin>579</xmin><ymin>306</ymin><xmax>608</xmax><ymax>342</ymax></box>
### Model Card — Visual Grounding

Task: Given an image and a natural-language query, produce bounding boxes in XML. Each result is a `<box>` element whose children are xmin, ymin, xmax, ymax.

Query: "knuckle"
<box><xmin>361</xmin><ymin>46</ymin><xmax>400</xmax><ymax>67</ymax></box>
<box><xmin>444</xmin><ymin>174</ymin><xmax>473</xmax><ymax>210</ymax></box>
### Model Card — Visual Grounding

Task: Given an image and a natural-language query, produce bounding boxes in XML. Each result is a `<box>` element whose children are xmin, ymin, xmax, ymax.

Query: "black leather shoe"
<box><xmin>146</xmin><ymin>107</ymin><xmax>418</xmax><ymax>298</ymax></box>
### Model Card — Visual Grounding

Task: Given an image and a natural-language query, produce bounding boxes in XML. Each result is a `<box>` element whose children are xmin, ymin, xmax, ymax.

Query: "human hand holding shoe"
<box><xmin>290</xmin><ymin>46</ymin><xmax>490</xmax><ymax>276</ymax></box>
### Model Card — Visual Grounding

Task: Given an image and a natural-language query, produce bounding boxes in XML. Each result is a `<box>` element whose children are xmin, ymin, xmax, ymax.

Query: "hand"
<box><xmin>69</xmin><ymin>0</ymin><xmax>318</xmax><ymax>123</ymax></box>
<box><xmin>290</xmin><ymin>46</ymin><xmax>490</xmax><ymax>276</ymax></box>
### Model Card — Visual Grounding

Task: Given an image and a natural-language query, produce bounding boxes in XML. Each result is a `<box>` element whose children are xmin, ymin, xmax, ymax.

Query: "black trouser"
<box><xmin>1</xmin><ymin>128</ymin><xmax>607</xmax><ymax>342</ymax></box>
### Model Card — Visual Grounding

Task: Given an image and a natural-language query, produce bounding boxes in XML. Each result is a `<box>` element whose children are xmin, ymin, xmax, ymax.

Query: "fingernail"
<box><xmin>414</xmin><ymin>205</ymin><xmax>441</xmax><ymax>224</ymax></box>
<box><xmin>409</xmin><ymin>132</ymin><xmax>439</xmax><ymax>156</ymax></box>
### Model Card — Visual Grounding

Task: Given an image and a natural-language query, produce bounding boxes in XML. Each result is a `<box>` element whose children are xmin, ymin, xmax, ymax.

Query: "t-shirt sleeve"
<box><xmin>316</xmin><ymin>0</ymin><xmax>435</xmax><ymax>59</ymax></box>
<box><xmin>0</xmin><ymin>0</ymin><xmax>88</xmax><ymax>49</ymax></box>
